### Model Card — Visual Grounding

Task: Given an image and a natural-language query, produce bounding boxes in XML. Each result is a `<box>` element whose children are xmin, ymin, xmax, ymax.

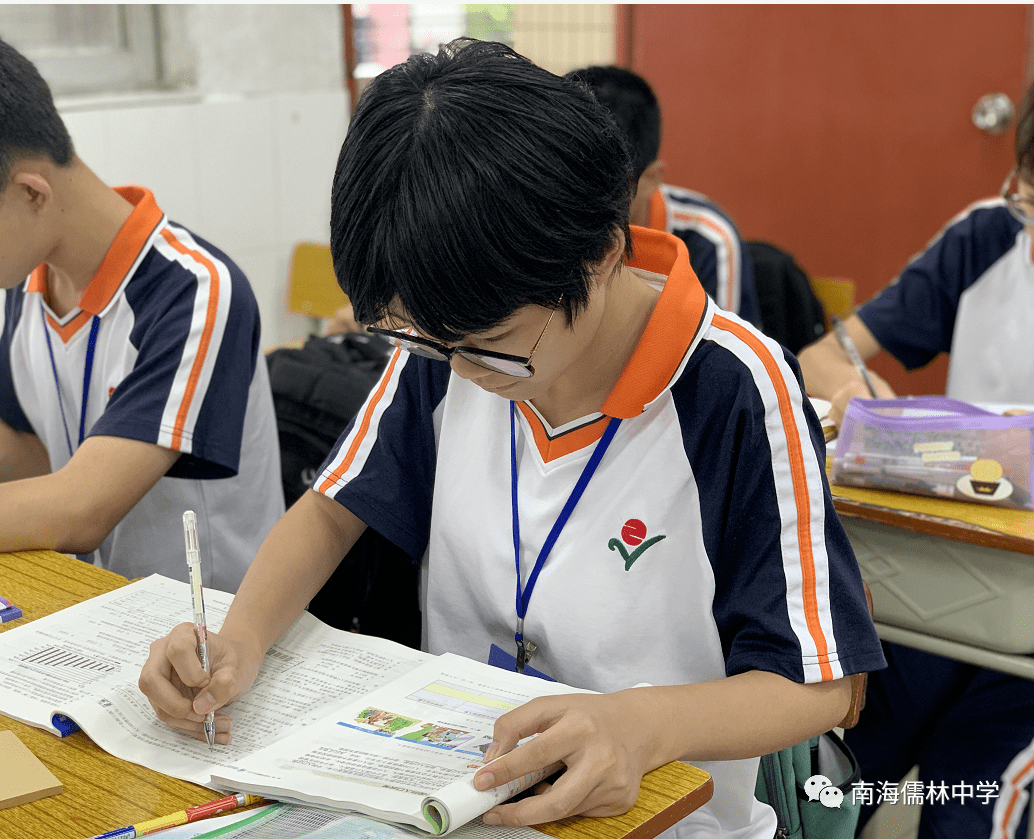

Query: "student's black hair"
<box><xmin>0</xmin><ymin>38</ymin><xmax>74</xmax><ymax>187</ymax></box>
<box><xmin>330</xmin><ymin>39</ymin><xmax>633</xmax><ymax>342</ymax></box>
<box><xmin>1016</xmin><ymin>79</ymin><xmax>1034</xmax><ymax>180</ymax></box>
<box><xmin>565</xmin><ymin>65</ymin><xmax>660</xmax><ymax>183</ymax></box>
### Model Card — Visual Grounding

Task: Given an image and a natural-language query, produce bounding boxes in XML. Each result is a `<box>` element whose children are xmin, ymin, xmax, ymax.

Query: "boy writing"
<box><xmin>140</xmin><ymin>41</ymin><xmax>883</xmax><ymax>836</ymax></box>
<box><xmin>798</xmin><ymin>79</ymin><xmax>1034</xmax><ymax>839</ymax></box>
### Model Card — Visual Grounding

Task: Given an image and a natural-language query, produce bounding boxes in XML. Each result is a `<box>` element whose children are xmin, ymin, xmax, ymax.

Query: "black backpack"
<box><xmin>745</xmin><ymin>240</ymin><xmax>827</xmax><ymax>354</ymax></box>
<box><xmin>266</xmin><ymin>334</ymin><xmax>421</xmax><ymax>649</ymax></box>
<box><xmin>266</xmin><ymin>333</ymin><xmax>391</xmax><ymax>506</ymax></box>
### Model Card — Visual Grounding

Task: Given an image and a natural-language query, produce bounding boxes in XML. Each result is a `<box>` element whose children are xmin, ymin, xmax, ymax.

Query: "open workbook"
<box><xmin>0</xmin><ymin>575</ymin><xmax>709</xmax><ymax>835</ymax></box>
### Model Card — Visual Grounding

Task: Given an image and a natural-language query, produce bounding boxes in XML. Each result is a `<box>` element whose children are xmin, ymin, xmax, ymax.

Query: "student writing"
<box><xmin>797</xmin><ymin>77</ymin><xmax>1034</xmax><ymax>839</ymax></box>
<box><xmin>140</xmin><ymin>40</ymin><xmax>884</xmax><ymax>838</ymax></box>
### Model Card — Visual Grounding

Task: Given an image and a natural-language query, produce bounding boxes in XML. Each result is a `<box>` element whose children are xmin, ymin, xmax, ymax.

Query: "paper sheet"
<box><xmin>0</xmin><ymin>575</ymin><xmax>431</xmax><ymax>786</ymax></box>
<box><xmin>211</xmin><ymin>653</ymin><xmax>591</xmax><ymax>833</ymax></box>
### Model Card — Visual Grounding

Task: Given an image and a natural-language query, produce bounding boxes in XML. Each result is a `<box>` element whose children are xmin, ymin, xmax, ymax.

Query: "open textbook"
<box><xmin>161</xmin><ymin>803</ymin><xmax>548</xmax><ymax>839</ymax></box>
<box><xmin>0</xmin><ymin>575</ymin><xmax>598</xmax><ymax>835</ymax></box>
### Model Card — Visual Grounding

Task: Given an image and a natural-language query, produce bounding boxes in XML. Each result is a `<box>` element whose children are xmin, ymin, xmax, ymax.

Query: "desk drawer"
<box><xmin>843</xmin><ymin>517</ymin><xmax>1034</xmax><ymax>655</ymax></box>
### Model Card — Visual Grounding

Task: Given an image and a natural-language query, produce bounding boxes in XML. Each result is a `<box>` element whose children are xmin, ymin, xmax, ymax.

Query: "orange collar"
<box><xmin>601</xmin><ymin>227</ymin><xmax>707</xmax><ymax>418</ymax></box>
<box><xmin>28</xmin><ymin>186</ymin><xmax>165</xmax><ymax>317</ymax></box>
<box><xmin>647</xmin><ymin>187</ymin><xmax>667</xmax><ymax>232</ymax></box>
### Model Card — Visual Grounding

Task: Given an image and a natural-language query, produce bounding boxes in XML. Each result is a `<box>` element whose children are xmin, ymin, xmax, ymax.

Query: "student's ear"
<box><xmin>10</xmin><ymin>171</ymin><xmax>53</xmax><ymax>213</ymax></box>
<box><xmin>601</xmin><ymin>228</ymin><xmax>626</xmax><ymax>275</ymax></box>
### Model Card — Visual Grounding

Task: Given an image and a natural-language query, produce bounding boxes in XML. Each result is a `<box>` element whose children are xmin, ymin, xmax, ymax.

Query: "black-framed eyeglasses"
<box><xmin>1001</xmin><ymin>167</ymin><xmax>1034</xmax><ymax>227</ymax></box>
<box><xmin>366</xmin><ymin>296</ymin><xmax>563</xmax><ymax>379</ymax></box>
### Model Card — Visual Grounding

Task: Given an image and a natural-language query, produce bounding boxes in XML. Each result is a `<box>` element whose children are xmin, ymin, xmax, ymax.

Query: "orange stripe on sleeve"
<box><xmin>317</xmin><ymin>348</ymin><xmax>404</xmax><ymax>495</ymax></box>
<box><xmin>1000</xmin><ymin>788</ymin><xmax>1021</xmax><ymax>837</ymax></box>
<box><xmin>671</xmin><ymin>211</ymin><xmax>737</xmax><ymax>309</ymax></box>
<box><xmin>159</xmin><ymin>228</ymin><xmax>220</xmax><ymax>450</ymax></box>
<box><xmin>714</xmin><ymin>314</ymin><xmax>833</xmax><ymax>680</ymax></box>
<box><xmin>999</xmin><ymin>755</ymin><xmax>1034</xmax><ymax>837</ymax></box>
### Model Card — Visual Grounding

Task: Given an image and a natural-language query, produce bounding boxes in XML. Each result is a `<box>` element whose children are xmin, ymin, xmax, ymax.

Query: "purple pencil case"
<box><xmin>832</xmin><ymin>397</ymin><xmax>1034</xmax><ymax>509</ymax></box>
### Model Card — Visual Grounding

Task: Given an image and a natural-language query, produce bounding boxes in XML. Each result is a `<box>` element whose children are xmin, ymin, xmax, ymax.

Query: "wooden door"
<box><xmin>623</xmin><ymin>4</ymin><xmax>1030</xmax><ymax>395</ymax></box>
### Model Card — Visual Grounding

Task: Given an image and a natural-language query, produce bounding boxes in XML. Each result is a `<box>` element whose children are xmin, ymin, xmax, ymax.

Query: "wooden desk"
<box><xmin>831</xmin><ymin>485</ymin><xmax>1034</xmax><ymax>679</ymax></box>
<box><xmin>0</xmin><ymin>550</ymin><xmax>227</xmax><ymax>839</ymax></box>
<box><xmin>0</xmin><ymin>550</ymin><xmax>711</xmax><ymax>839</ymax></box>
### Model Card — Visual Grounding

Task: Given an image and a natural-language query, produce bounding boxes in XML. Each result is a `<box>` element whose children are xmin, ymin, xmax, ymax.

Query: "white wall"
<box><xmin>56</xmin><ymin>5</ymin><xmax>349</xmax><ymax>348</ymax></box>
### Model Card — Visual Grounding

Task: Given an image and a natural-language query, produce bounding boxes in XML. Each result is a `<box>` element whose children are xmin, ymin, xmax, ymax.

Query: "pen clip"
<box><xmin>183</xmin><ymin>510</ymin><xmax>199</xmax><ymax>558</ymax></box>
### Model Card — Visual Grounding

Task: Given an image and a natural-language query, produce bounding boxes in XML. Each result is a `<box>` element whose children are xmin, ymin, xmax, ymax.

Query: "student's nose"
<box><xmin>449</xmin><ymin>354</ymin><xmax>485</xmax><ymax>381</ymax></box>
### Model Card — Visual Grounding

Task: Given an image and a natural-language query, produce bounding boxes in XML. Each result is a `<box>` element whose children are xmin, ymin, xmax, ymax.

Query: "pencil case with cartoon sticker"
<box><xmin>832</xmin><ymin>397</ymin><xmax>1034</xmax><ymax>509</ymax></box>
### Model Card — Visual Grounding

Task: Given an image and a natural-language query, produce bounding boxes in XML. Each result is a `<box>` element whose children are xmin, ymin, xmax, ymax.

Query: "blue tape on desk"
<box><xmin>51</xmin><ymin>714</ymin><xmax>80</xmax><ymax>736</ymax></box>
<box><xmin>0</xmin><ymin>595</ymin><xmax>22</xmax><ymax>623</ymax></box>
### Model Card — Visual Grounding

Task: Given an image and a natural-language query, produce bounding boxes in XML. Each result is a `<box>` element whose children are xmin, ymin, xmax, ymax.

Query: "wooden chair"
<box><xmin>288</xmin><ymin>242</ymin><xmax>349</xmax><ymax>328</ymax></box>
<box><xmin>810</xmin><ymin>276</ymin><xmax>856</xmax><ymax>327</ymax></box>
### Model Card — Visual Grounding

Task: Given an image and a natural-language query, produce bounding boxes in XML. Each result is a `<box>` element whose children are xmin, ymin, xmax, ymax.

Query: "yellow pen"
<box><xmin>87</xmin><ymin>793</ymin><xmax>266</xmax><ymax>839</ymax></box>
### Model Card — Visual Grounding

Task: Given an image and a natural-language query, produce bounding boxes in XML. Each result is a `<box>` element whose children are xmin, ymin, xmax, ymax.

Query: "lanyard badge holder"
<box><xmin>510</xmin><ymin>401</ymin><xmax>621</xmax><ymax>674</ymax></box>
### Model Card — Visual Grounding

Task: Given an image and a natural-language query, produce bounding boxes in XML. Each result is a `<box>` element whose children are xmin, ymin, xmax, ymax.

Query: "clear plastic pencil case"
<box><xmin>831</xmin><ymin>397</ymin><xmax>1034</xmax><ymax>510</ymax></box>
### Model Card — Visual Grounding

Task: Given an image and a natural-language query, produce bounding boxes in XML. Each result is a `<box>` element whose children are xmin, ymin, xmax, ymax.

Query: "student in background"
<box><xmin>797</xmin><ymin>80</ymin><xmax>1034</xmax><ymax>839</ymax></box>
<box><xmin>140</xmin><ymin>40</ymin><xmax>883</xmax><ymax>837</ymax></box>
<box><xmin>0</xmin><ymin>39</ymin><xmax>284</xmax><ymax>592</ymax></box>
<box><xmin>567</xmin><ymin>65</ymin><xmax>760</xmax><ymax>327</ymax></box>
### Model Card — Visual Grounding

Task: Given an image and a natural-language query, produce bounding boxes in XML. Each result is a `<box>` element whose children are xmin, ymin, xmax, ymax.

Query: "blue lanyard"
<box><xmin>41</xmin><ymin>302</ymin><xmax>101</xmax><ymax>458</ymax></box>
<box><xmin>510</xmin><ymin>400</ymin><xmax>621</xmax><ymax>673</ymax></box>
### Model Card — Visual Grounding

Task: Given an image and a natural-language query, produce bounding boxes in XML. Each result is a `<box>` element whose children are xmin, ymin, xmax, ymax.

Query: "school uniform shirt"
<box><xmin>315</xmin><ymin>228</ymin><xmax>884</xmax><ymax>838</ymax></box>
<box><xmin>858</xmin><ymin>198</ymin><xmax>1034</xmax><ymax>404</ymax></box>
<box><xmin>0</xmin><ymin>186</ymin><xmax>284</xmax><ymax>592</ymax></box>
<box><xmin>847</xmin><ymin>198</ymin><xmax>1034</xmax><ymax>838</ymax></box>
<box><xmin>646</xmin><ymin>184</ymin><xmax>761</xmax><ymax>327</ymax></box>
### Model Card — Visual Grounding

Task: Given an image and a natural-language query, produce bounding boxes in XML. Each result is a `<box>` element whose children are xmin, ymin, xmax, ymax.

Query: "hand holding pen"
<box><xmin>183</xmin><ymin>510</ymin><xmax>215</xmax><ymax>750</ymax></box>
<box><xmin>830</xmin><ymin>315</ymin><xmax>878</xmax><ymax>398</ymax></box>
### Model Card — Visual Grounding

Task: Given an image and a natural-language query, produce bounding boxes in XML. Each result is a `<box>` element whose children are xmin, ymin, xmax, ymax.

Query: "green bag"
<box><xmin>755</xmin><ymin>730</ymin><xmax>862</xmax><ymax>839</ymax></box>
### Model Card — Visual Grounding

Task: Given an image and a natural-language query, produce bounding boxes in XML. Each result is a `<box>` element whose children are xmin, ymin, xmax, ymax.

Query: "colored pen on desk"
<box><xmin>830</xmin><ymin>314</ymin><xmax>879</xmax><ymax>398</ymax></box>
<box><xmin>87</xmin><ymin>793</ymin><xmax>266</xmax><ymax>839</ymax></box>
<box><xmin>183</xmin><ymin>510</ymin><xmax>215</xmax><ymax>750</ymax></box>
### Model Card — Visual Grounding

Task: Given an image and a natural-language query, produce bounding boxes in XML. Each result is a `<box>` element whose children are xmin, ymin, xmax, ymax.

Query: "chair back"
<box><xmin>810</xmin><ymin>276</ymin><xmax>856</xmax><ymax>326</ymax></box>
<box><xmin>288</xmin><ymin>242</ymin><xmax>349</xmax><ymax>319</ymax></box>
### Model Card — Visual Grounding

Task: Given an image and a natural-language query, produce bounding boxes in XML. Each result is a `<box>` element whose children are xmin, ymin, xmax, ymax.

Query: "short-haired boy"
<box><xmin>0</xmin><ymin>38</ymin><xmax>284</xmax><ymax>591</ymax></box>
<box><xmin>141</xmin><ymin>41</ymin><xmax>883</xmax><ymax>836</ymax></box>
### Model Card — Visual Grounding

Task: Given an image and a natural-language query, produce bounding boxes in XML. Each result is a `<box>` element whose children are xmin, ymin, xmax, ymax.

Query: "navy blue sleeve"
<box><xmin>858</xmin><ymin>203</ymin><xmax>1022</xmax><ymax>370</ymax></box>
<box><xmin>0</xmin><ymin>286</ymin><xmax>34</xmax><ymax>434</ymax></box>
<box><xmin>674</xmin><ymin>340</ymin><xmax>885</xmax><ymax>682</ymax></box>
<box><xmin>88</xmin><ymin>235</ymin><xmax>260</xmax><ymax>480</ymax></box>
<box><xmin>316</xmin><ymin>353</ymin><xmax>450</xmax><ymax>562</ymax></box>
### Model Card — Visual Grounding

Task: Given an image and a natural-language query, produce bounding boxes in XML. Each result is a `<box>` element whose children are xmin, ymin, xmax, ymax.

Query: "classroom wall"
<box><xmin>623</xmin><ymin>4</ymin><xmax>1030</xmax><ymax>397</ymax></box>
<box><xmin>512</xmin><ymin>5</ymin><xmax>615</xmax><ymax>75</ymax></box>
<box><xmin>56</xmin><ymin>5</ymin><xmax>349</xmax><ymax>349</ymax></box>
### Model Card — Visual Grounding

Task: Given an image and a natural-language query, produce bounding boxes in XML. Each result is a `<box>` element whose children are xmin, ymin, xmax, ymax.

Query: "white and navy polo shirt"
<box><xmin>859</xmin><ymin>198</ymin><xmax>1034</xmax><ymax>404</ymax></box>
<box><xmin>314</xmin><ymin>228</ymin><xmax>884</xmax><ymax>838</ymax></box>
<box><xmin>0</xmin><ymin>186</ymin><xmax>284</xmax><ymax>591</ymax></box>
<box><xmin>647</xmin><ymin>184</ymin><xmax>760</xmax><ymax>327</ymax></box>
